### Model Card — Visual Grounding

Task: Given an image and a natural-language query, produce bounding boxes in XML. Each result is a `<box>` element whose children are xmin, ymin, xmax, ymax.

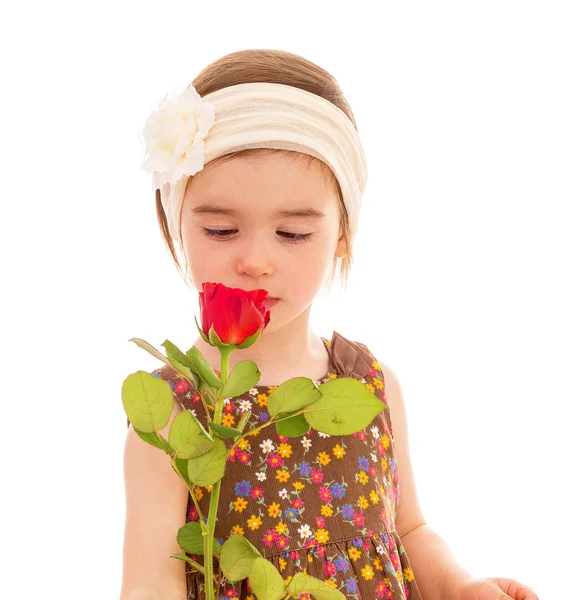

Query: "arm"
<box><xmin>379</xmin><ymin>360</ymin><xmax>474</xmax><ymax>600</ymax></box>
<box><xmin>120</xmin><ymin>398</ymin><xmax>189</xmax><ymax>600</ymax></box>
<box><xmin>400</xmin><ymin>524</ymin><xmax>474</xmax><ymax>600</ymax></box>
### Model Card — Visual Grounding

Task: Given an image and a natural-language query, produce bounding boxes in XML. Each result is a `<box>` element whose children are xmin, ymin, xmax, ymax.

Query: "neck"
<box><xmin>192</xmin><ymin>306</ymin><xmax>330</xmax><ymax>384</ymax></box>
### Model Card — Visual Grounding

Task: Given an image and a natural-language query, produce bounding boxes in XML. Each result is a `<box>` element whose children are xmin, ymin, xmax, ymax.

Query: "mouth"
<box><xmin>264</xmin><ymin>297</ymin><xmax>280</xmax><ymax>308</ymax></box>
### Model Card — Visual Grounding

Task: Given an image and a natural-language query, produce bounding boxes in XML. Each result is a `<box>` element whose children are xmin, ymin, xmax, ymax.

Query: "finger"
<box><xmin>496</xmin><ymin>577</ymin><xmax>540</xmax><ymax>600</ymax></box>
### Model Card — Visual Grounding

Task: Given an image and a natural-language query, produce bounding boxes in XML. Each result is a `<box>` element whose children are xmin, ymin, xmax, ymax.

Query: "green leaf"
<box><xmin>190</xmin><ymin>412</ymin><xmax>215</xmax><ymax>443</ymax></box>
<box><xmin>208</xmin><ymin>324</ymin><xmax>232</xmax><ymax>348</ymax></box>
<box><xmin>170</xmin><ymin>553</ymin><xmax>204</xmax><ymax>571</ymax></box>
<box><xmin>161</xmin><ymin>340</ymin><xmax>198</xmax><ymax>385</ymax></box>
<box><xmin>198</xmin><ymin>379</ymin><xmax>215</xmax><ymax>402</ymax></box>
<box><xmin>248</xmin><ymin>557</ymin><xmax>286</xmax><ymax>600</ymax></box>
<box><xmin>186</xmin><ymin>345</ymin><xmax>223</xmax><ymax>388</ymax></box>
<box><xmin>174</xmin><ymin>457</ymin><xmax>191</xmax><ymax>485</ymax></box>
<box><xmin>221</xmin><ymin>360</ymin><xmax>261</xmax><ymax>398</ymax></box>
<box><xmin>168</xmin><ymin>354</ymin><xmax>196</xmax><ymax>384</ymax></box>
<box><xmin>177</xmin><ymin>521</ymin><xmax>205</xmax><ymax>555</ymax></box>
<box><xmin>303</xmin><ymin>377</ymin><xmax>387</xmax><ymax>435</ymax></box>
<box><xmin>135</xmin><ymin>430</ymin><xmax>172</xmax><ymax>453</ymax></box>
<box><xmin>177</xmin><ymin>521</ymin><xmax>222</xmax><ymax>556</ymax></box>
<box><xmin>161</xmin><ymin>339</ymin><xmax>193</xmax><ymax>369</ymax></box>
<box><xmin>287</xmin><ymin>573</ymin><xmax>346</xmax><ymax>599</ymax></box>
<box><xmin>187</xmin><ymin>438</ymin><xmax>228</xmax><ymax>486</ymax></box>
<box><xmin>267</xmin><ymin>377</ymin><xmax>321</xmax><ymax>418</ymax></box>
<box><xmin>122</xmin><ymin>370</ymin><xmax>174</xmax><ymax>433</ymax></box>
<box><xmin>128</xmin><ymin>337</ymin><xmax>171</xmax><ymax>366</ymax></box>
<box><xmin>275</xmin><ymin>412</ymin><xmax>310</xmax><ymax>438</ymax></box>
<box><xmin>235</xmin><ymin>327</ymin><xmax>262</xmax><ymax>349</ymax></box>
<box><xmin>169</xmin><ymin>411</ymin><xmax>216</xmax><ymax>459</ymax></box>
<box><xmin>187</xmin><ymin>369</ymin><xmax>201</xmax><ymax>390</ymax></box>
<box><xmin>219</xmin><ymin>534</ymin><xmax>262</xmax><ymax>582</ymax></box>
<box><xmin>209</xmin><ymin>422</ymin><xmax>243</xmax><ymax>439</ymax></box>
<box><xmin>236</xmin><ymin>410</ymin><xmax>252</xmax><ymax>432</ymax></box>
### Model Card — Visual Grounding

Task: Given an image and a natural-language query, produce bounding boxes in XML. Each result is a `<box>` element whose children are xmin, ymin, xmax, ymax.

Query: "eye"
<box><xmin>278</xmin><ymin>231</ymin><xmax>314</xmax><ymax>244</ymax></box>
<box><xmin>203</xmin><ymin>228</ymin><xmax>235</xmax><ymax>239</ymax></box>
<box><xmin>202</xmin><ymin>229</ymin><xmax>313</xmax><ymax>244</ymax></box>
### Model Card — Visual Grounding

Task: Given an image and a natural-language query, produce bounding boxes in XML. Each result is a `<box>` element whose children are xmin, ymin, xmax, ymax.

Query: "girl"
<box><xmin>121</xmin><ymin>49</ymin><xmax>540</xmax><ymax>600</ymax></box>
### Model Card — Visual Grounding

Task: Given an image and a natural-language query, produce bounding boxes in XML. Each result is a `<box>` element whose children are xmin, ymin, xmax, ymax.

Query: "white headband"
<box><xmin>140</xmin><ymin>81</ymin><xmax>368</xmax><ymax>243</ymax></box>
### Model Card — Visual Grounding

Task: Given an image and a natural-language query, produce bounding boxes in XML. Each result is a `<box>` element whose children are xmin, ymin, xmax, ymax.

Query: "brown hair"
<box><xmin>154</xmin><ymin>49</ymin><xmax>360</xmax><ymax>296</ymax></box>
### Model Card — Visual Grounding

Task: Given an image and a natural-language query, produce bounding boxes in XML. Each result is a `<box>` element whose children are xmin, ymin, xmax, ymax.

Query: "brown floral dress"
<box><xmin>126</xmin><ymin>330</ymin><xmax>422</xmax><ymax>599</ymax></box>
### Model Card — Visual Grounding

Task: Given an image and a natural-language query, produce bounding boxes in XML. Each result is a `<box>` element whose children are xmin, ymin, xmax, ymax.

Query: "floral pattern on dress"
<box><xmin>127</xmin><ymin>331</ymin><xmax>422</xmax><ymax>599</ymax></box>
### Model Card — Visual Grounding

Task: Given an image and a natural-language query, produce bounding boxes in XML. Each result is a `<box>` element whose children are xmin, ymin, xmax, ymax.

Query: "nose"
<box><xmin>236</xmin><ymin>234</ymin><xmax>274</xmax><ymax>278</ymax></box>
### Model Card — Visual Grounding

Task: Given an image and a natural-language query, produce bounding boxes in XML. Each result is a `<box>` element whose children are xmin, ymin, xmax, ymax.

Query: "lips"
<box><xmin>264</xmin><ymin>297</ymin><xmax>280</xmax><ymax>308</ymax></box>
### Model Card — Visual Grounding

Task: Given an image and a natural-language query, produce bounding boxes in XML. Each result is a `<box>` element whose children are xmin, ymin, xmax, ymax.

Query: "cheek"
<box><xmin>183</xmin><ymin>240</ymin><xmax>225</xmax><ymax>281</ymax></box>
<box><xmin>284</xmin><ymin>249</ymin><xmax>332</xmax><ymax>288</ymax></box>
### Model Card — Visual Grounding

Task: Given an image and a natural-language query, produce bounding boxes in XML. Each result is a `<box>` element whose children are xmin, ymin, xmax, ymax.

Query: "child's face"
<box><xmin>180</xmin><ymin>151</ymin><xmax>347</xmax><ymax>331</ymax></box>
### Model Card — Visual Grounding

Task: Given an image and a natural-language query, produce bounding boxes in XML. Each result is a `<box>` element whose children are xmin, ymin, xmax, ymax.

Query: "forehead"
<box><xmin>185</xmin><ymin>152</ymin><xmax>337</xmax><ymax>219</ymax></box>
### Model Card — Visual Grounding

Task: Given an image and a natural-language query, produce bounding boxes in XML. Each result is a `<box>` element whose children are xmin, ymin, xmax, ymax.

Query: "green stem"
<box><xmin>200</xmin><ymin>389</ymin><xmax>213</xmax><ymax>422</ymax></box>
<box><xmin>214</xmin><ymin>560</ymin><xmax>222</xmax><ymax>598</ymax></box>
<box><xmin>220</xmin><ymin>347</ymin><xmax>231</xmax><ymax>384</ymax></box>
<box><xmin>187</xmin><ymin>559</ymin><xmax>219</xmax><ymax>584</ymax></box>
<box><xmin>229</xmin><ymin>409</ymin><xmax>307</xmax><ymax>451</ymax></box>
<box><xmin>204</xmin><ymin>476</ymin><xmax>222</xmax><ymax>600</ymax></box>
<box><xmin>204</xmin><ymin>344</ymin><xmax>234</xmax><ymax>600</ymax></box>
<box><xmin>191</xmin><ymin>494</ymin><xmax>208</xmax><ymax>535</ymax></box>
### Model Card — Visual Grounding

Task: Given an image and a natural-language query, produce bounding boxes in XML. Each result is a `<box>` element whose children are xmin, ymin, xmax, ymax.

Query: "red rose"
<box><xmin>198</xmin><ymin>282</ymin><xmax>271</xmax><ymax>346</ymax></box>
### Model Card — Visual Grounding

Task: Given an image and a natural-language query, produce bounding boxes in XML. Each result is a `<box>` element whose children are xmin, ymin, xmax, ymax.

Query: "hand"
<box><xmin>457</xmin><ymin>577</ymin><xmax>540</xmax><ymax>600</ymax></box>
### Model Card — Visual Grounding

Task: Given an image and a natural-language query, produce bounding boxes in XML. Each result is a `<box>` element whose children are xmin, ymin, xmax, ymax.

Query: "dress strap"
<box><xmin>328</xmin><ymin>330</ymin><xmax>374</xmax><ymax>380</ymax></box>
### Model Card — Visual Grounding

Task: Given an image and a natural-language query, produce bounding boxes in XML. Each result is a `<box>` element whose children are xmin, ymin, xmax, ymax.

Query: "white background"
<box><xmin>2</xmin><ymin>1</ymin><xmax>585</xmax><ymax>599</ymax></box>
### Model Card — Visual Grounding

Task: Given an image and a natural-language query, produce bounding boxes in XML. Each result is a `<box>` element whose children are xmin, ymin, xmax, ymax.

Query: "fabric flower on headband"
<box><xmin>140</xmin><ymin>85</ymin><xmax>215</xmax><ymax>191</ymax></box>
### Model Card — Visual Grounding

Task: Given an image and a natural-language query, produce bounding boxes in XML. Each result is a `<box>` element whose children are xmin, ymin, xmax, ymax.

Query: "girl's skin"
<box><xmin>179</xmin><ymin>151</ymin><xmax>540</xmax><ymax>600</ymax></box>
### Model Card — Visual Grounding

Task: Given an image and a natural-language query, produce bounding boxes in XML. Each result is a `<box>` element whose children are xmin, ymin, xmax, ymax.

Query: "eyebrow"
<box><xmin>190</xmin><ymin>202</ymin><xmax>326</xmax><ymax>219</ymax></box>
